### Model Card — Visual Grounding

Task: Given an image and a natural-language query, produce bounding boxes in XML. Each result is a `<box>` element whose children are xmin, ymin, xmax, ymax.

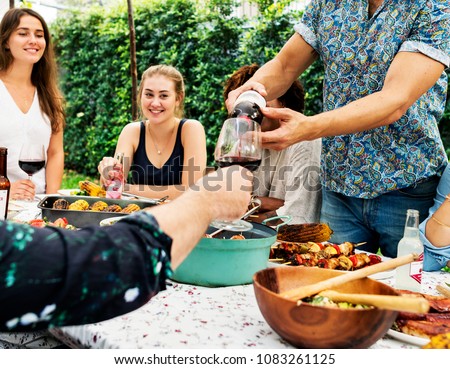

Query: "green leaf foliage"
<box><xmin>52</xmin><ymin>0</ymin><xmax>449</xmax><ymax>175</ymax></box>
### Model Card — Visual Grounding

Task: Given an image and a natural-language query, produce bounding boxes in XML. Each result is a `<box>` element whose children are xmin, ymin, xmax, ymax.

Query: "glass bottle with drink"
<box><xmin>105</xmin><ymin>152</ymin><xmax>125</xmax><ymax>199</ymax></box>
<box><xmin>394</xmin><ymin>209</ymin><xmax>424</xmax><ymax>292</ymax></box>
<box><xmin>0</xmin><ymin>147</ymin><xmax>11</xmax><ymax>220</ymax></box>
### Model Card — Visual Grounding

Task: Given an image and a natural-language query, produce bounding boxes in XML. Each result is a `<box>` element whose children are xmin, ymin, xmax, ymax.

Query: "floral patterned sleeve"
<box><xmin>0</xmin><ymin>212</ymin><xmax>173</xmax><ymax>331</ymax></box>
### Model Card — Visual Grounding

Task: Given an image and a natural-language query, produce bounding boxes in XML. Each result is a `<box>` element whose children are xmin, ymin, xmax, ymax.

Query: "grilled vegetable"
<box><xmin>122</xmin><ymin>203</ymin><xmax>141</xmax><ymax>214</ymax></box>
<box><xmin>89</xmin><ymin>201</ymin><xmax>108</xmax><ymax>212</ymax></box>
<box><xmin>68</xmin><ymin>199</ymin><xmax>90</xmax><ymax>211</ymax></box>
<box><xmin>423</xmin><ymin>333</ymin><xmax>450</xmax><ymax>349</ymax></box>
<box><xmin>78</xmin><ymin>180</ymin><xmax>106</xmax><ymax>197</ymax></box>
<box><xmin>53</xmin><ymin>198</ymin><xmax>70</xmax><ymax>209</ymax></box>
<box><xmin>277</xmin><ymin>223</ymin><xmax>333</xmax><ymax>243</ymax></box>
<box><xmin>230</xmin><ymin>234</ymin><xmax>246</xmax><ymax>240</ymax></box>
<box><xmin>105</xmin><ymin>204</ymin><xmax>122</xmax><ymax>212</ymax></box>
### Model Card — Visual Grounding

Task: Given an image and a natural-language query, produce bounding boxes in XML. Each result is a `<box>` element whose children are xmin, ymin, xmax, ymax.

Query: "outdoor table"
<box><xmin>3</xmin><ymin>198</ymin><xmax>449</xmax><ymax>349</ymax></box>
<box><xmin>50</xmin><ymin>271</ymin><xmax>447</xmax><ymax>349</ymax></box>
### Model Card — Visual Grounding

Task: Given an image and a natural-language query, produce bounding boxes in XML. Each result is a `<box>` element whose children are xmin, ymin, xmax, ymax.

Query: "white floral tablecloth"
<box><xmin>50</xmin><ymin>271</ymin><xmax>449</xmax><ymax>349</ymax></box>
<box><xmin>2</xmin><ymin>199</ymin><xmax>449</xmax><ymax>349</ymax></box>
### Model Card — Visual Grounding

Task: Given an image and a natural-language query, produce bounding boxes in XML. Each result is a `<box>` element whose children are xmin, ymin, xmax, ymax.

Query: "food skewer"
<box><xmin>280</xmin><ymin>253</ymin><xmax>418</xmax><ymax>301</ymax></box>
<box><xmin>317</xmin><ymin>290</ymin><xmax>429</xmax><ymax>313</ymax></box>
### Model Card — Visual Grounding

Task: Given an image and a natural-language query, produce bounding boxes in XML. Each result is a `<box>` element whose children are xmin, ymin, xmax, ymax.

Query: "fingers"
<box><xmin>98</xmin><ymin>157</ymin><xmax>117</xmax><ymax>182</ymax></box>
<box><xmin>10</xmin><ymin>180</ymin><xmax>36</xmax><ymax>200</ymax></box>
<box><xmin>199</xmin><ymin>166</ymin><xmax>253</xmax><ymax>221</ymax></box>
<box><xmin>260</xmin><ymin>106</ymin><xmax>293</xmax><ymax>120</ymax></box>
<box><xmin>226</xmin><ymin>83</ymin><xmax>268</xmax><ymax>112</ymax></box>
<box><xmin>259</xmin><ymin>106</ymin><xmax>308</xmax><ymax>150</ymax></box>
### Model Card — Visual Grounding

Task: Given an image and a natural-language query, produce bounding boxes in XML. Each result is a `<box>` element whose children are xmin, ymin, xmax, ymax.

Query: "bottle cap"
<box><xmin>234</xmin><ymin>90</ymin><xmax>266</xmax><ymax>109</ymax></box>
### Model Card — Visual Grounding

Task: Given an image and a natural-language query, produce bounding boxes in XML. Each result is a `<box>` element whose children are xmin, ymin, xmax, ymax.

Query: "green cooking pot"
<box><xmin>171</xmin><ymin>216</ymin><xmax>290</xmax><ymax>287</ymax></box>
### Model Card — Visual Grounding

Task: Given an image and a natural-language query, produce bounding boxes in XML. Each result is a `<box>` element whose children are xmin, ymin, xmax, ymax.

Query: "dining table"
<box><xmin>2</xmin><ymin>196</ymin><xmax>449</xmax><ymax>350</ymax></box>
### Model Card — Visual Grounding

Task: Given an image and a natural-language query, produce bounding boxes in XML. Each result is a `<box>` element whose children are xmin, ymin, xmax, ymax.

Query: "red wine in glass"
<box><xmin>216</xmin><ymin>156</ymin><xmax>261</xmax><ymax>172</ymax></box>
<box><xmin>18</xmin><ymin>159</ymin><xmax>45</xmax><ymax>176</ymax></box>
<box><xmin>18</xmin><ymin>143</ymin><xmax>46</xmax><ymax>183</ymax></box>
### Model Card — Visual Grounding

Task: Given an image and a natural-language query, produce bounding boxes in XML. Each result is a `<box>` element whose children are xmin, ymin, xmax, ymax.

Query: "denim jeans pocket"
<box><xmin>397</xmin><ymin>175</ymin><xmax>439</xmax><ymax>199</ymax></box>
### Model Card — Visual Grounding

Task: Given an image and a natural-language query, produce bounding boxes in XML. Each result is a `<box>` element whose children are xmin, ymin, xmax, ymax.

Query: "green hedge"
<box><xmin>51</xmin><ymin>0</ymin><xmax>450</xmax><ymax>176</ymax></box>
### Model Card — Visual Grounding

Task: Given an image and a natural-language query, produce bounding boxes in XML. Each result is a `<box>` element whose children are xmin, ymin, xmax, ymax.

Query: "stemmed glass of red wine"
<box><xmin>211</xmin><ymin>117</ymin><xmax>262</xmax><ymax>231</ymax></box>
<box><xmin>18</xmin><ymin>142</ymin><xmax>46</xmax><ymax>198</ymax></box>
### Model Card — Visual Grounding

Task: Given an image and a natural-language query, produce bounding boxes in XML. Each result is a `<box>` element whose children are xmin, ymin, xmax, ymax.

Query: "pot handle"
<box><xmin>262</xmin><ymin>215</ymin><xmax>291</xmax><ymax>229</ymax></box>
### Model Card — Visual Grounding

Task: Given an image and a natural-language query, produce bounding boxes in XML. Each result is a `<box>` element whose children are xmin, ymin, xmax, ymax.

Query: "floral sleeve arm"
<box><xmin>0</xmin><ymin>212</ymin><xmax>173</xmax><ymax>331</ymax></box>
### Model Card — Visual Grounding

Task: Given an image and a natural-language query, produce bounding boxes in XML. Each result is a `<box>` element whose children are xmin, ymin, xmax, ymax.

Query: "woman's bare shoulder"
<box><xmin>120</xmin><ymin>120</ymin><xmax>143</xmax><ymax>135</ymax></box>
<box><xmin>181</xmin><ymin>119</ymin><xmax>205</xmax><ymax>132</ymax></box>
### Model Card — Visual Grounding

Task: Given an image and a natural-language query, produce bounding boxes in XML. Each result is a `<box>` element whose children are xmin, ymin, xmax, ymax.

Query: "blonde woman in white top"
<box><xmin>0</xmin><ymin>8</ymin><xmax>65</xmax><ymax>198</ymax></box>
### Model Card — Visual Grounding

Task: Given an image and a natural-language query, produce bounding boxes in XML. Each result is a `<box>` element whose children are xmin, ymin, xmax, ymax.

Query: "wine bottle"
<box><xmin>105</xmin><ymin>152</ymin><xmax>125</xmax><ymax>199</ymax></box>
<box><xmin>231</xmin><ymin>90</ymin><xmax>266</xmax><ymax>124</ymax></box>
<box><xmin>0</xmin><ymin>147</ymin><xmax>11</xmax><ymax>220</ymax></box>
<box><xmin>394</xmin><ymin>209</ymin><xmax>424</xmax><ymax>292</ymax></box>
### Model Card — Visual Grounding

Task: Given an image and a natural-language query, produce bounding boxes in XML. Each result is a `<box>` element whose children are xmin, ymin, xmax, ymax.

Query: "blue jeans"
<box><xmin>320</xmin><ymin>176</ymin><xmax>439</xmax><ymax>258</ymax></box>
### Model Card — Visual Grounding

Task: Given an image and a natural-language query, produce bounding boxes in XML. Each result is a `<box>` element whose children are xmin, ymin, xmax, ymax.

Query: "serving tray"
<box><xmin>38</xmin><ymin>195</ymin><xmax>158</xmax><ymax>228</ymax></box>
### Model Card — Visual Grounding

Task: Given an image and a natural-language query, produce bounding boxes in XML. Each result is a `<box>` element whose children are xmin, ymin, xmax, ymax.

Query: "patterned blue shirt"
<box><xmin>295</xmin><ymin>0</ymin><xmax>450</xmax><ymax>198</ymax></box>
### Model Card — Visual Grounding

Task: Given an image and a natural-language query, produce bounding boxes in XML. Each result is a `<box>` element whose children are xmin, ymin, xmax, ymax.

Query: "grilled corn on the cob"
<box><xmin>89</xmin><ymin>201</ymin><xmax>108</xmax><ymax>212</ymax></box>
<box><xmin>78</xmin><ymin>180</ymin><xmax>106</xmax><ymax>197</ymax></box>
<box><xmin>277</xmin><ymin>223</ymin><xmax>334</xmax><ymax>243</ymax></box>
<box><xmin>68</xmin><ymin>199</ymin><xmax>90</xmax><ymax>211</ymax></box>
<box><xmin>105</xmin><ymin>204</ymin><xmax>122</xmax><ymax>212</ymax></box>
<box><xmin>122</xmin><ymin>203</ymin><xmax>141</xmax><ymax>214</ymax></box>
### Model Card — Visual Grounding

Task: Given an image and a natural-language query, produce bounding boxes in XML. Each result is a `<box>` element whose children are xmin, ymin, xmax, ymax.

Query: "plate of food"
<box><xmin>386</xmin><ymin>328</ymin><xmax>430</xmax><ymax>346</ymax></box>
<box><xmin>387</xmin><ymin>289</ymin><xmax>450</xmax><ymax>346</ymax></box>
<box><xmin>57</xmin><ymin>189</ymin><xmax>80</xmax><ymax>196</ymax></box>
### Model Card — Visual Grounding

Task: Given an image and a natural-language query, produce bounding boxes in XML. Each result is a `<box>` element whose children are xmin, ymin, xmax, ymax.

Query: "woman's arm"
<box><xmin>425</xmin><ymin>194</ymin><xmax>450</xmax><ymax>248</ymax></box>
<box><xmin>421</xmin><ymin>164</ymin><xmax>450</xmax><ymax>271</ymax></box>
<box><xmin>45</xmin><ymin>129</ymin><xmax>64</xmax><ymax>194</ymax></box>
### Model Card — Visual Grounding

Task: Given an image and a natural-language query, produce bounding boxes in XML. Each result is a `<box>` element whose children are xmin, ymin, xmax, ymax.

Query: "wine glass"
<box><xmin>18</xmin><ymin>143</ymin><xmax>46</xmax><ymax>199</ymax></box>
<box><xmin>210</xmin><ymin>117</ymin><xmax>262</xmax><ymax>232</ymax></box>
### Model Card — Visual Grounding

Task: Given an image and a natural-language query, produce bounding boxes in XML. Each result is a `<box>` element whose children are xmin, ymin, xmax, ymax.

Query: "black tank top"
<box><xmin>130</xmin><ymin>119</ymin><xmax>186</xmax><ymax>186</ymax></box>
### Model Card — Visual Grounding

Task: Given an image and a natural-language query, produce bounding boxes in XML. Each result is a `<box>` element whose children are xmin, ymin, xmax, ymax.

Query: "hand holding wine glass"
<box><xmin>18</xmin><ymin>142</ymin><xmax>46</xmax><ymax>200</ymax></box>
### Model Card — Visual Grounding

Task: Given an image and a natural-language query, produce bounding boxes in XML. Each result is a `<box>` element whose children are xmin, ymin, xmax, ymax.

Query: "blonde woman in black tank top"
<box><xmin>98</xmin><ymin>65</ymin><xmax>206</xmax><ymax>200</ymax></box>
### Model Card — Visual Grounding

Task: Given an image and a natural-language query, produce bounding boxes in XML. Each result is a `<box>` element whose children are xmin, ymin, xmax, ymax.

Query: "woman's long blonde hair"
<box><xmin>137</xmin><ymin>64</ymin><xmax>185</xmax><ymax>118</ymax></box>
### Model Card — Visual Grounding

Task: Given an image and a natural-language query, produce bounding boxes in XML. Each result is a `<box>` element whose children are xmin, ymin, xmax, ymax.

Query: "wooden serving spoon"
<box><xmin>436</xmin><ymin>285</ymin><xmax>450</xmax><ymax>298</ymax></box>
<box><xmin>281</xmin><ymin>253</ymin><xmax>418</xmax><ymax>301</ymax></box>
<box><xmin>317</xmin><ymin>290</ymin><xmax>429</xmax><ymax>313</ymax></box>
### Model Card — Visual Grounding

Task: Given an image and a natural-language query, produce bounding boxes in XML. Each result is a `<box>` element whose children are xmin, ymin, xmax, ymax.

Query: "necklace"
<box><xmin>1</xmin><ymin>79</ymin><xmax>35</xmax><ymax>113</ymax></box>
<box><xmin>148</xmin><ymin>121</ymin><xmax>176</xmax><ymax>155</ymax></box>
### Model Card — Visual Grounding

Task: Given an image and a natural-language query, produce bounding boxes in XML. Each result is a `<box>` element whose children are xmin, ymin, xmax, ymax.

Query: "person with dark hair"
<box><xmin>0</xmin><ymin>8</ymin><xmax>65</xmax><ymax>199</ymax></box>
<box><xmin>0</xmin><ymin>166</ymin><xmax>252</xmax><ymax>331</ymax></box>
<box><xmin>224</xmin><ymin>64</ymin><xmax>321</xmax><ymax>223</ymax></box>
<box><xmin>226</xmin><ymin>2</ymin><xmax>449</xmax><ymax>258</ymax></box>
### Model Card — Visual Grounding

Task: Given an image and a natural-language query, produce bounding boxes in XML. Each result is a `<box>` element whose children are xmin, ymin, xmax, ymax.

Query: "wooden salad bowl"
<box><xmin>253</xmin><ymin>267</ymin><xmax>399</xmax><ymax>349</ymax></box>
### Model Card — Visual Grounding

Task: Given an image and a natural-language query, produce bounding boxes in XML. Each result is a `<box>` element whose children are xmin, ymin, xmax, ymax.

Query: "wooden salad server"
<box><xmin>281</xmin><ymin>253</ymin><xmax>419</xmax><ymax>302</ymax></box>
<box><xmin>317</xmin><ymin>290</ymin><xmax>429</xmax><ymax>313</ymax></box>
